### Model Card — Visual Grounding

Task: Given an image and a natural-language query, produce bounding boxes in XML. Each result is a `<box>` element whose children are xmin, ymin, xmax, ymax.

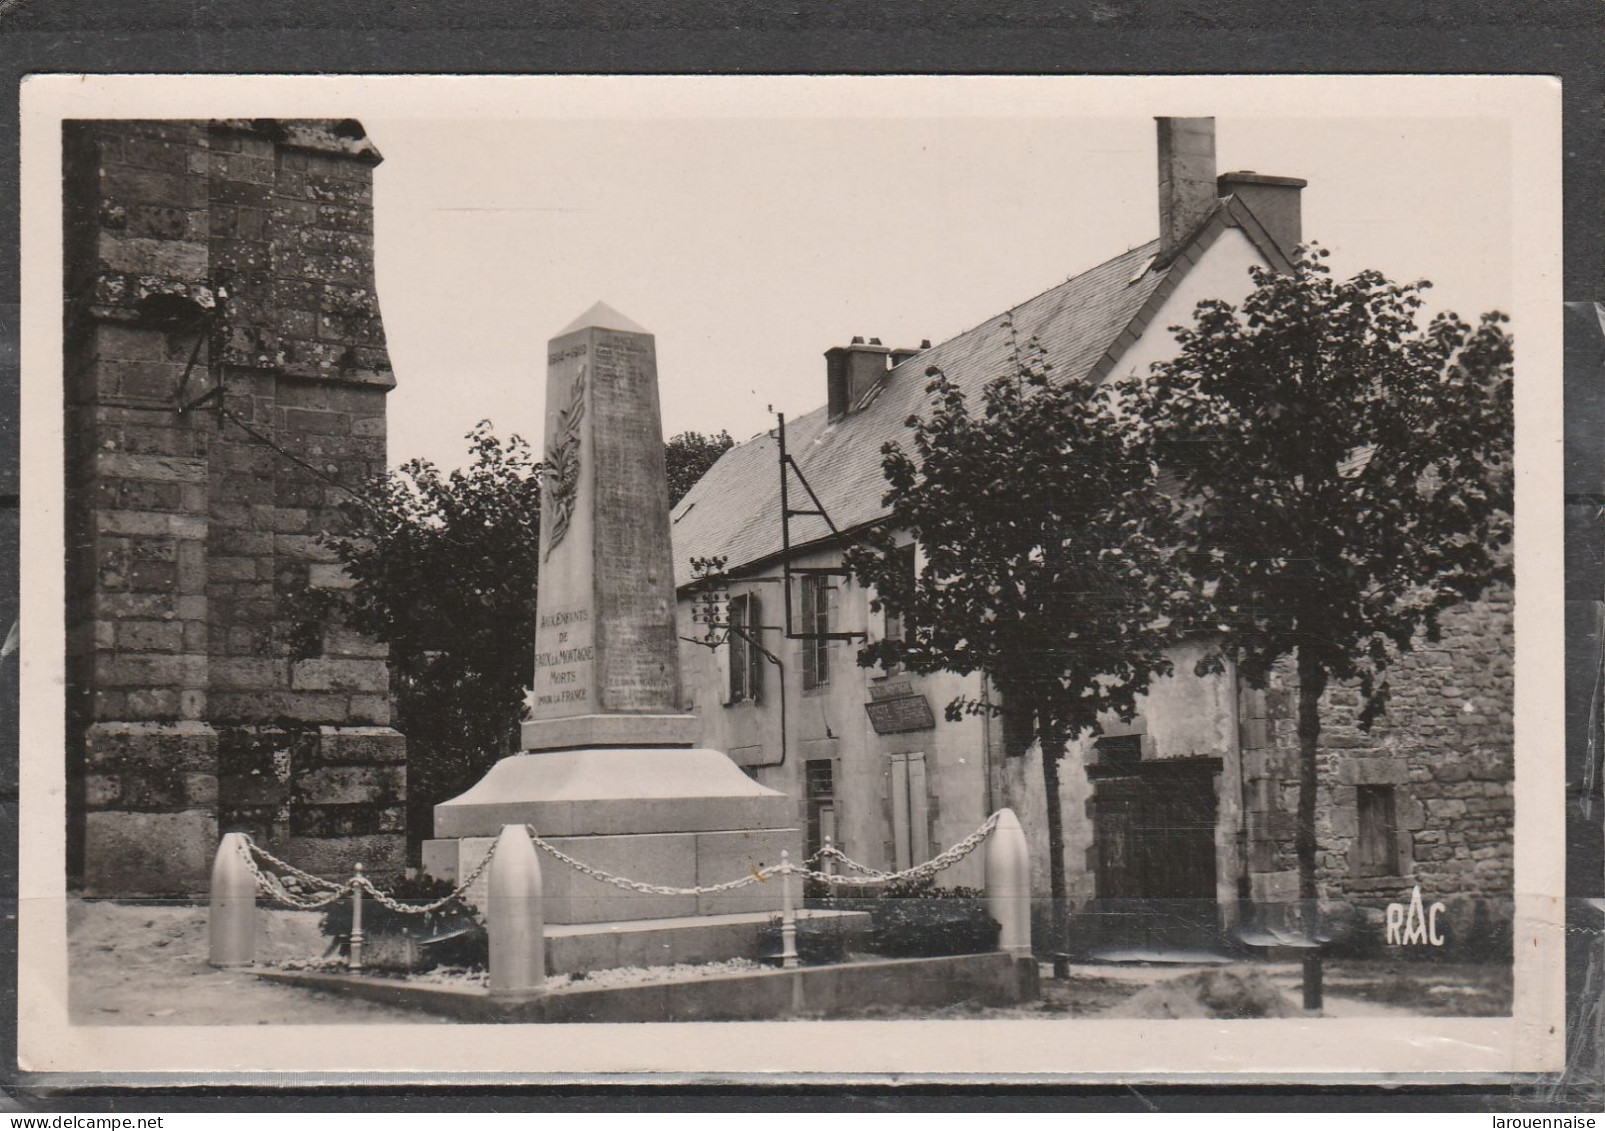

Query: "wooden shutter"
<box><xmin>746</xmin><ymin>592</ymin><xmax>764</xmax><ymax>704</ymax></box>
<box><xmin>716</xmin><ymin>607</ymin><xmax>733</xmax><ymax>706</ymax></box>
<box><xmin>889</xmin><ymin>754</ymin><xmax>911</xmax><ymax>870</ymax></box>
<box><xmin>800</xmin><ymin>577</ymin><xmax>819</xmax><ymax>689</ymax></box>
<box><xmin>888</xmin><ymin>751</ymin><xmax>930</xmax><ymax>871</ymax></box>
<box><xmin>906</xmin><ymin>752</ymin><xmax>930</xmax><ymax>864</ymax></box>
<box><xmin>727</xmin><ymin>594</ymin><xmax>747</xmax><ymax>702</ymax></box>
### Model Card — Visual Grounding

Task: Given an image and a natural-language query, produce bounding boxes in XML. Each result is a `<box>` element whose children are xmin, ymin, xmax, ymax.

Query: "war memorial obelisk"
<box><xmin>423</xmin><ymin>304</ymin><xmax>798</xmax><ymax>928</ymax></box>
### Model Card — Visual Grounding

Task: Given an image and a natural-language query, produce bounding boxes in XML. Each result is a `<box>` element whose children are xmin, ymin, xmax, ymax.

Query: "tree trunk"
<box><xmin>1295</xmin><ymin>646</ymin><xmax>1328</xmax><ymax>1011</ymax></box>
<box><xmin>1040</xmin><ymin>721</ymin><xmax>1070</xmax><ymax>980</ymax></box>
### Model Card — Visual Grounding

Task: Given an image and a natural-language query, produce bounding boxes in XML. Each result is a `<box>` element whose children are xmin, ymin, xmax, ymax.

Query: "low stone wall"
<box><xmin>256</xmin><ymin>951</ymin><xmax>1039</xmax><ymax>1023</ymax></box>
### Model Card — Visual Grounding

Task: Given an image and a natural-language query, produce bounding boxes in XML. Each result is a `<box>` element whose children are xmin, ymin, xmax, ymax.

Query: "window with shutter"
<box><xmin>800</xmin><ymin>575</ymin><xmax>830</xmax><ymax>689</ymax></box>
<box><xmin>745</xmin><ymin>592</ymin><xmax>764</xmax><ymax>704</ymax></box>
<box><xmin>1356</xmin><ymin>784</ymin><xmax>1401</xmax><ymax>877</ymax></box>
<box><xmin>725</xmin><ymin>593</ymin><xmax>765</xmax><ymax>705</ymax></box>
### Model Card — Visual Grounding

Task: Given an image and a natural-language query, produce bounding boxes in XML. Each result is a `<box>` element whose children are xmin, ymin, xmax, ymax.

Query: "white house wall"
<box><xmin>675</xmin><ymin>543</ymin><xmax>991</xmax><ymax>891</ymax></box>
<box><xmin>1105</xmin><ymin>225</ymin><xmax>1267</xmax><ymax>385</ymax></box>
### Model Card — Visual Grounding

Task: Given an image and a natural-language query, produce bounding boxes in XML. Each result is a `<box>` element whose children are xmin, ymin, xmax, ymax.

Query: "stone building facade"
<box><xmin>63</xmin><ymin>118</ymin><xmax>406</xmax><ymax>897</ymax></box>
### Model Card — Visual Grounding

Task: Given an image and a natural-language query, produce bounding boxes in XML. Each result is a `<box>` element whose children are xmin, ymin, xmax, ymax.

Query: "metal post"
<box><xmin>488</xmin><ymin>824</ymin><xmax>546</xmax><ymax>998</ymax></box>
<box><xmin>349</xmin><ymin>862</ymin><xmax>365</xmax><ymax>972</ymax></box>
<box><xmin>780</xmin><ymin>849</ymin><xmax>798</xmax><ymax>968</ymax></box>
<box><xmin>985</xmin><ymin>808</ymin><xmax>1033</xmax><ymax>959</ymax></box>
<box><xmin>207</xmin><ymin>832</ymin><xmax>257</xmax><ymax>968</ymax></box>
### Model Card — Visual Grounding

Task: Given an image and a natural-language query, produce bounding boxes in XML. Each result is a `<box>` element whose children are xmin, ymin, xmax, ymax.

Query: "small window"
<box><xmin>1356</xmin><ymin>785</ymin><xmax>1400</xmax><ymax>878</ymax></box>
<box><xmin>800</xmin><ymin>574</ymin><xmax>831</xmax><ymax>689</ymax></box>
<box><xmin>727</xmin><ymin>592</ymin><xmax>764</xmax><ymax>704</ymax></box>
<box><xmin>1094</xmin><ymin>734</ymin><xmax>1143</xmax><ymax>766</ymax></box>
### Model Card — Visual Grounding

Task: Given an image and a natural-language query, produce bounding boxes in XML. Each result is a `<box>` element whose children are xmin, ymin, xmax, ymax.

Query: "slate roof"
<box><xmin>670</xmin><ymin>197</ymin><xmax>1282</xmax><ymax>590</ymax></box>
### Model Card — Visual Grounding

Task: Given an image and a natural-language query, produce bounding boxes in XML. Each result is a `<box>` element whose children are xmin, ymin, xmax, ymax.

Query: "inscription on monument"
<box><xmin>533</xmin><ymin>606</ymin><xmax>594</xmax><ymax>709</ymax></box>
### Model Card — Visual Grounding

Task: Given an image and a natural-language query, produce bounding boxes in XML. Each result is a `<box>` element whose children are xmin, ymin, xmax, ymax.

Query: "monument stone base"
<box><xmin>424</xmin><ymin>745</ymin><xmax>802</xmax><ymax>926</ymax></box>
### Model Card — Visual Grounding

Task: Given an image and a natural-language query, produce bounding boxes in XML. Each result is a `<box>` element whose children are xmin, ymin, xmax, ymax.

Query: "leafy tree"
<box><xmin>1118</xmin><ymin>247</ymin><xmax>1514</xmax><ymax>1008</ymax></box>
<box><xmin>297</xmin><ymin>423</ymin><xmax>735</xmax><ymax>856</ymax></box>
<box><xmin>294</xmin><ymin>422</ymin><xmax>543</xmax><ymax>854</ymax></box>
<box><xmin>665</xmin><ymin>429</ymin><xmax>734</xmax><ymax>505</ymax></box>
<box><xmin>844</xmin><ymin>335</ymin><xmax>1186</xmax><ymax>976</ymax></box>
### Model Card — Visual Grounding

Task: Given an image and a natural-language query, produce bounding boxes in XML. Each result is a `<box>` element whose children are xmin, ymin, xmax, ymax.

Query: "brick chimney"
<box><xmin>826</xmin><ymin>336</ymin><xmax>891</xmax><ymax>421</ymax></box>
<box><xmin>1217</xmin><ymin>170</ymin><xmax>1307</xmax><ymax>260</ymax></box>
<box><xmin>1156</xmin><ymin>117</ymin><xmax>1217</xmax><ymax>261</ymax></box>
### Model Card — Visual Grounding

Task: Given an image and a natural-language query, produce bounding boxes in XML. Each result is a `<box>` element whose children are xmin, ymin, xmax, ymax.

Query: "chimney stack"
<box><xmin>1156</xmin><ymin>117</ymin><xmax>1217</xmax><ymax>261</ymax></box>
<box><xmin>826</xmin><ymin>337</ymin><xmax>891</xmax><ymax>421</ymax></box>
<box><xmin>1216</xmin><ymin>170</ymin><xmax>1307</xmax><ymax>260</ymax></box>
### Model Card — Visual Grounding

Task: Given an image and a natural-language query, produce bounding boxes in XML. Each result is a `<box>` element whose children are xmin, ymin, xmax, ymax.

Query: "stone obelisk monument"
<box><xmin>423</xmin><ymin>304</ymin><xmax>797</xmax><ymax>926</ymax></box>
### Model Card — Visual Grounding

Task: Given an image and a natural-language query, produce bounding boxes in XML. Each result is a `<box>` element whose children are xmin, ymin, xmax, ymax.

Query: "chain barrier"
<box><xmin>233</xmin><ymin>810</ymin><xmax>999</xmax><ymax>914</ymax></box>
<box><xmin>352</xmin><ymin>839</ymin><xmax>500</xmax><ymax>916</ymax></box>
<box><xmin>524</xmin><ymin>826</ymin><xmax>781</xmax><ymax>895</ymax></box>
<box><xmin>795</xmin><ymin>812</ymin><xmax>1001</xmax><ymax>889</ymax></box>
<box><xmin>521</xmin><ymin>811</ymin><xmax>1001</xmax><ymax>897</ymax></box>
<box><xmin>237</xmin><ymin>834</ymin><xmax>492</xmax><ymax>916</ymax></box>
<box><xmin>235</xmin><ymin>839</ymin><xmax>353</xmax><ymax>910</ymax></box>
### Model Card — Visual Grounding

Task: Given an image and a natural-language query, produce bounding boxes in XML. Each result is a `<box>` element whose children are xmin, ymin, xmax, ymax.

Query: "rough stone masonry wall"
<box><xmin>63</xmin><ymin>119</ymin><xmax>406</xmax><ymax>897</ymax></box>
<box><xmin>1240</xmin><ymin>589</ymin><xmax>1514</xmax><ymax>951</ymax></box>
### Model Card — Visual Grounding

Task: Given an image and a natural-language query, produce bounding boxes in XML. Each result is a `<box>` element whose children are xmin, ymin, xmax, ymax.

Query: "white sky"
<box><xmin>362</xmin><ymin>111</ymin><xmax>1512</xmax><ymax>471</ymax></box>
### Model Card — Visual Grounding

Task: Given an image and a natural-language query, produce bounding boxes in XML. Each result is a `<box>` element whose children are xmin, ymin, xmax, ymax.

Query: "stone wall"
<box><xmin>1241</xmin><ymin>591</ymin><xmax>1515</xmax><ymax>952</ymax></box>
<box><xmin>63</xmin><ymin>118</ymin><xmax>407</xmax><ymax>896</ymax></box>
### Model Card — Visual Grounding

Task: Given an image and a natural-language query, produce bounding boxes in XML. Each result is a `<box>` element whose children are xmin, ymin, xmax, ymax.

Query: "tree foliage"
<box><xmin>1121</xmin><ymin>246</ymin><xmax>1514</xmax><ymax>707</ymax></box>
<box><xmin>297</xmin><ymin>422</ymin><xmax>737</xmax><ymax>856</ymax></box>
<box><xmin>844</xmin><ymin>332</ymin><xmax>1187</xmax><ymax>966</ymax></box>
<box><xmin>295</xmin><ymin>421</ymin><xmax>543</xmax><ymax>852</ymax></box>
<box><xmin>1116</xmin><ymin>246</ymin><xmax>1514</xmax><ymax>1005</ymax></box>
<box><xmin>665</xmin><ymin>429</ymin><xmax>734</xmax><ymax>505</ymax></box>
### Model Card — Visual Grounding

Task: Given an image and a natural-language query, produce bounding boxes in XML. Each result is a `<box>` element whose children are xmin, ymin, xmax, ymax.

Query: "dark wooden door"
<box><xmin>1093</xmin><ymin>760</ymin><xmax>1219</xmax><ymax>901</ymax></box>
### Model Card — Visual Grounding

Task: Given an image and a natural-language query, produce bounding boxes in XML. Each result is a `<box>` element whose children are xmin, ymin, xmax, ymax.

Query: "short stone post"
<box><xmin>488</xmin><ymin>824</ymin><xmax>546</xmax><ymax>998</ymax></box>
<box><xmin>780</xmin><ymin>850</ymin><xmax>798</xmax><ymax>969</ymax></box>
<box><xmin>985</xmin><ymin>808</ymin><xmax>1032</xmax><ymax>959</ymax></box>
<box><xmin>208</xmin><ymin>832</ymin><xmax>256</xmax><ymax>968</ymax></box>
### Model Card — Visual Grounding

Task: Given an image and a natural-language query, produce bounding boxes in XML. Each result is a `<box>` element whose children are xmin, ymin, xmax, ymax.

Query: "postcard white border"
<box><xmin>17</xmin><ymin>73</ymin><xmax>1567</xmax><ymax>1079</ymax></box>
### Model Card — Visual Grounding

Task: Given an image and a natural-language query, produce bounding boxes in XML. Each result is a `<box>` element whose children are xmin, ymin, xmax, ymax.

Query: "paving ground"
<box><xmin>65</xmin><ymin>899</ymin><xmax>1512</xmax><ymax>1026</ymax></box>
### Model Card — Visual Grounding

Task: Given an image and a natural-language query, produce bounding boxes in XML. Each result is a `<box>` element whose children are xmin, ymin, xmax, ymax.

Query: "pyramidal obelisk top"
<box><xmin>521</xmin><ymin>303</ymin><xmax>698</xmax><ymax>752</ymax></box>
<box><xmin>557</xmin><ymin>300</ymin><xmax>650</xmax><ymax>337</ymax></box>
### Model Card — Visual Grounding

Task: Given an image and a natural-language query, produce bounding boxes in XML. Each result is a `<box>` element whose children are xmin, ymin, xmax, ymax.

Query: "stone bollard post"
<box><xmin>779</xmin><ymin>850</ymin><xmax>798</xmax><ymax>969</ymax></box>
<box><xmin>487</xmin><ymin>823</ymin><xmax>546</xmax><ymax>998</ymax></box>
<box><xmin>208</xmin><ymin>832</ymin><xmax>257</xmax><ymax>968</ymax></box>
<box><xmin>985</xmin><ymin>808</ymin><xmax>1033</xmax><ymax>959</ymax></box>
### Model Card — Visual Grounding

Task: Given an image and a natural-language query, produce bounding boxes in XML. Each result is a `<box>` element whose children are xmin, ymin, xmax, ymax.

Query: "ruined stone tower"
<box><xmin>63</xmin><ymin>119</ymin><xmax>406</xmax><ymax>896</ymax></box>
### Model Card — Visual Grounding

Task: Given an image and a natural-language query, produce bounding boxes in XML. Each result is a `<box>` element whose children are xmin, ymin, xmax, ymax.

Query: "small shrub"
<box><xmin>756</xmin><ymin>913</ymin><xmax>850</xmax><ymax>966</ymax></box>
<box><xmin>868</xmin><ymin>877</ymin><xmax>1000</xmax><ymax>958</ymax></box>
<box><xmin>318</xmin><ymin>873</ymin><xmax>486</xmax><ymax>972</ymax></box>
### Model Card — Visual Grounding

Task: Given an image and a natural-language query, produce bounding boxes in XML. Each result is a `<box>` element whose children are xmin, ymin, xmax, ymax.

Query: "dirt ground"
<box><xmin>68</xmin><ymin>899</ymin><xmax>447</xmax><ymax>1025</ymax></box>
<box><xmin>66</xmin><ymin>899</ymin><xmax>1513</xmax><ymax>1026</ymax></box>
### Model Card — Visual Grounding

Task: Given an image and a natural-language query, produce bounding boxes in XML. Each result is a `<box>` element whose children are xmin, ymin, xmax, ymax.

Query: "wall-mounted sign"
<box><xmin>865</xmin><ymin>690</ymin><xmax>936</xmax><ymax>735</ymax></box>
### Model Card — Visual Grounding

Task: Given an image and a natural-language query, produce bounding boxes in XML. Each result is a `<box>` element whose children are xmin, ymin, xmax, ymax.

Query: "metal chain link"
<box><xmin>239</xmin><ymin>834</ymin><xmax>491</xmax><ymax>915</ymax></box>
<box><xmin>243</xmin><ymin>838</ymin><xmax>348</xmax><ymax>892</ymax></box>
<box><xmin>236</xmin><ymin>811</ymin><xmax>999</xmax><ymax>912</ymax></box>
<box><xmin>804</xmin><ymin>812</ymin><xmax>1001</xmax><ymax>889</ymax></box>
<box><xmin>352</xmin><ymin>839</ymin><xmax>500</xmax><ymax>916</ymax></box>
<box><xmin>816</xmin><ymin>846</ymin><xmax>896</xmax><ymax>879</ymax></box>
<box><xmin>236</xmin><ymin>839</ymin><xmax>352</xmax><ymax>909</ymax></box>
<box><xmin>523</xmin><ymin>812</ymin><xmax>1000</xmax><ymax>896</ymax></box>
<box><xmin>524</xmin><ymin>826</ymin><xmax>780</xmax><ymax>895</ymax></box>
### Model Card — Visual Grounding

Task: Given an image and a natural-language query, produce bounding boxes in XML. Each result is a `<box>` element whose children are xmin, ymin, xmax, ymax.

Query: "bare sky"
<box><xmin>363</xmin><ymin>110</ymin><xmax>1511</xmax><ymax>471</ymax></box>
